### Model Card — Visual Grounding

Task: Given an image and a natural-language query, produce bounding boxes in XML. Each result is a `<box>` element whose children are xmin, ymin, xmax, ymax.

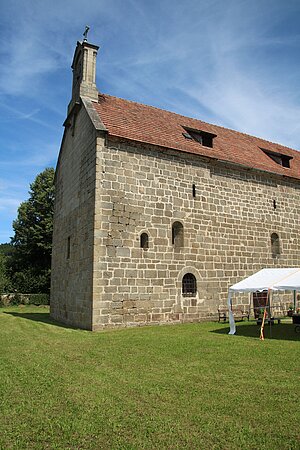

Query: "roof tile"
<box><xmin>92</xmin><ymin>94</ymin><xmax>300</xmax><ymax>180</ymax></box>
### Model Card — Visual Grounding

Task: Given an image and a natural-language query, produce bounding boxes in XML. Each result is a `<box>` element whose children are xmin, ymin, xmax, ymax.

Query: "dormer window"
<box><xmin>182</xmin><ymin>127</ymin><xmax>216</xmax><ymax>148</ymax></box>
<box><xmin>261</xmin><ymin>148</ymin><xmax>292</xmax><ymax>168</ymax></box>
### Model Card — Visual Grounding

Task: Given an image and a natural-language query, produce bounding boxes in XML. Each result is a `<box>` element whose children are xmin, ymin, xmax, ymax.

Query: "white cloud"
<box><xmin>0</xmin><ymin>0</ymin><xmax>119</xmax><ymax>97</ymax></box>
<box><xmin>182</xmin><ymin>2</ymin><xmax>300</xmax><ymax>149</ymax></box>
<box><xmin>0</xmin><ymin>0</ymin><xmax>300</xmax><ymax>243</ymax></box>
<box><xmin>1</xmin><ymin>0</ymin><xmax>300</xmax><ymax>149</ymax></box>
<box><xmin>0</xmin><ymin>197</ymin><xmax>22</xmax><ymax>213</ymax></box>
<box><xmin>0</xmin><ymin>102</ymin><xmax>57</xmax><ymax>131</ymax></box>
<box><xmin>120</xmin><ymin>0</ymin><xmax>300</xmax><ymax>150</ymax></box>
<box><xmin>0</xmin><ymin>179</ymin><xmax>25</xmax><ymax>192</ymax></box>
<box><xmin>19</xmin><ymin>148</ymin><xmax>59</xmax><ymax>169</ymax></box>
<box><xmin>0</xmin><ymin>145</ymin><xmax>59</xmax><ymax>169</ymax></box>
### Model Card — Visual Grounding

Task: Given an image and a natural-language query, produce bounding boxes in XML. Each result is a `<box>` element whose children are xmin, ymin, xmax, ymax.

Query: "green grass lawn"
<box><xmin>1</xmin><ymin>306</ymin><xmax>299</xmax><ymax>449</ymax></box>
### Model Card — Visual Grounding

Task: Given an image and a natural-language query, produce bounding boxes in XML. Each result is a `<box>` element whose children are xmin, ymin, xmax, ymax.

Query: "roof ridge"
<box><xmin>97</xmin><ymin>93</ymin><xmax>299</xmax><ymax>154</ymax></box>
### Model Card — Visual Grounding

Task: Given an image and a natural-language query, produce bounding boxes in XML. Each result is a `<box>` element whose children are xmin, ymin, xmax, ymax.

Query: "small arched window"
<box><xmin>140</xmin><ymin>232</ymin><xmax>149</xmax><ymax>250</ymax></box>
<box><xmin>182</xmin><ymin>273</ymin><xmax>197</xmax><ymax>297</ymax></box>
<box><xmin>271</xmin><ymin>232</ymin><xmax>280</xmax><ymax>257</ymax></box>
<box><xmin>172</xmin><ymin>221</ymin><xmax>184</xmax><ymax>249</ymax></box>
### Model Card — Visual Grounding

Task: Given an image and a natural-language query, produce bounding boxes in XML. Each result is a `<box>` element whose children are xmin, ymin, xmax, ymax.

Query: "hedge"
<box><xmin>0</xmin><ymin>293</ymin><xmax>50</xmax><ymax>306</ymax></box>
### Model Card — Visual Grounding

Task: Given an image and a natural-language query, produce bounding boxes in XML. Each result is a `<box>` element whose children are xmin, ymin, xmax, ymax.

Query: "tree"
<box><xmin>9</xmin><ymin>168</ymin><xmax>55</xmax><ymax>293</ymax></box>
<box><xmin>0</xmin><ymin>244</ymin><xmax>14</xmax><ymax>293</ymax></box>
<box><xmin>0</xmin><ymin>254</ymin><xmax>11</xmax><ymax>293</ymax></box>
<box><xmin>0</xmin><ymin>243</ymin><xmax>14</xmax><ymax>256</ymax></box>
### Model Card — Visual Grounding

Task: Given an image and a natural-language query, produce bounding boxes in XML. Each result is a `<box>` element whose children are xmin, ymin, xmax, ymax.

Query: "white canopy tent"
<box><xmin>227</xmin><ymin>268</ymin><xmax>300</xmax><ymax>335</ymax></box>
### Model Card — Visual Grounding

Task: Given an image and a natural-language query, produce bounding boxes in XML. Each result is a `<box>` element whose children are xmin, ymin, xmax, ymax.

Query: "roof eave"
<box><xmin>107</xmin><ymin>133</ymin><xmax>300</xmax><ymax>183</ymax></box>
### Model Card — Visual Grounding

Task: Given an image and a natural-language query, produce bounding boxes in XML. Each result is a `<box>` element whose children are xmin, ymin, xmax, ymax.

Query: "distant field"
<box><xmin>1</xmin><ymin>305</ymin><xmax>299</xmax><ymax>449</ymax></box>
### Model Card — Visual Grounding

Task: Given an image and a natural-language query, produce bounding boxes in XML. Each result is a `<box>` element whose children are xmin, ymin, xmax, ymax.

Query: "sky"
<box><xmin>0</xmin><ymin>0</ymin><xmax>300</xmax><ymax>243</ymax></box>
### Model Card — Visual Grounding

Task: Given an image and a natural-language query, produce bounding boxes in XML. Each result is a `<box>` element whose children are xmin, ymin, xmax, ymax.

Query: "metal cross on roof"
<box><xmin>83</xmin><ymin>26</ymin><xmax>90</xmax><ymax>42</ymax></box>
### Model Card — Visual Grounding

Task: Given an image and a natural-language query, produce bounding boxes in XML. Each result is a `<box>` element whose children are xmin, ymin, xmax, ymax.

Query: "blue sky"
<box><xmin>1</xmin><ymin>0</ymin><xmax>300</xmax><ymax>243</ymax></box>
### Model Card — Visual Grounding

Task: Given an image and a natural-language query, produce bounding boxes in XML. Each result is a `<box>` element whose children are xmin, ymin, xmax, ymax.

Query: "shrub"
<box><xmin>0</xmin><ymin>293</ymin><xmax>49</xmax><ymax>307</ymax></box>
<box><xmin>27</xmin><ymin>294</ymin><xmax>49</xmax><ymax>305</ymax></box>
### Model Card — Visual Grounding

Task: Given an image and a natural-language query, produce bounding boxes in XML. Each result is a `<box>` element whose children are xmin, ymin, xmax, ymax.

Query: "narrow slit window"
<box><xmin>192</xmin><ymin>184</ymin><xmax>196</xmax><ymax>198</ymax></box>
<box><xmin>67</xmin><ymin>236</ymin><xmax>71</xmax><ymax>259</ymax></box>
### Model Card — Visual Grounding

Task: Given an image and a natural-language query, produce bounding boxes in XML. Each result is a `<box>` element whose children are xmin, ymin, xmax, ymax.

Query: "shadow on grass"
<box><xmin>3</xmin><ymin>311</ymin><xmax>79</xmax><ymax>330</ymax></box>
<box><xmin>211</xmin><ymin>321</ymin><xmax>300</xmax><ymax>341</ymax></box>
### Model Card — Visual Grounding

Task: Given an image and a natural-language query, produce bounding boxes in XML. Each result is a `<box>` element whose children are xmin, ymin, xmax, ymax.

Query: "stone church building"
<box><xmin>50</xmin><ymin>38</ymin><xmax>300</xmax><ymax>330</ymax></box>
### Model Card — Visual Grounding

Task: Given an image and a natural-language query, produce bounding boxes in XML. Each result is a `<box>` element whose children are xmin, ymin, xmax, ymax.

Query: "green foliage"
<box><xmin>0</xmin><ymin>253</ymin><xmax>11</xmax><ymax>293</ymax></box>
<box><xmin>27</xmin><ymin>293</ymin><xmax>50</xmax><ymax>305</ymax></box>
<box><xmin>0</xmin><ymin>293</ymin><xmax>49</xmax><ymax>306</ymax></box>
<box><xmin>2</xmin><ymin>293</ymin><xmax>21</xmax><ymax>306</ymax></box>
<box><xmin>8</xmin><ymin>168</ymin><xmax>55</xmax><ymax>293</ymax></box>
<box><xmin>0</xmin><ymin>243</ymin><xmax>14</xmax><ymax>256</ymax></box>
<box><xmin>11</xmin><ymin>268</ymin><xmax>51</xmax><ymax>294</ymax></box>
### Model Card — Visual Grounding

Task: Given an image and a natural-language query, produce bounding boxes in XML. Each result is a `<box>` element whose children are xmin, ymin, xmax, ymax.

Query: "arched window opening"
<box><xmin>182</xmin><ymin>273</ymin><xmax>197</xmax><ymax>297</ymax></box>
<box><xmin>172</xmin><ymin>221</ymin><xmax>184</xmax><ymax>249</ymax></box>
<box><xmin>271</xmin><ymin>233</ymin><xmax>280</xmax><ymax>257</ymax></box>
<box><xmin>140</xmin><ymin>232</ymin><xmax>149</xmax><ymax>250</ymax></box>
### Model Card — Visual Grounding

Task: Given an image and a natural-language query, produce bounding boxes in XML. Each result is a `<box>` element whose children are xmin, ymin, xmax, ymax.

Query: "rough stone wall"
<box><xmin>50</xmin><ymin>106</ymin><xmax>97</xmax><ymax>329</ymax></box>
<box><xmin>91</xmin><ymin>137</ymin><xmax>300</xmax><ymax>329</ymax></box>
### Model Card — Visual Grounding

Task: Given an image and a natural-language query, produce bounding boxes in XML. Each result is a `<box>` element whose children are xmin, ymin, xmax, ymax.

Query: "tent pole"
<box><xmin>269</xmin><ymin>290</ymin><xmax>272</xmax><ymax>339</ymax></box>
<box><xmin>293</xmin><ymin>290</ymin><xmax>296</xmax><ymax>313</ymax></box>
<box><xmin>227</xmin><ymin>292</ymin><xmax>236</xmax><ymax>335</ymax></box>
<box><xmin>260</xmin><ymin>289</ymin><xmax>271</xmax><ymax>341</ymax></box>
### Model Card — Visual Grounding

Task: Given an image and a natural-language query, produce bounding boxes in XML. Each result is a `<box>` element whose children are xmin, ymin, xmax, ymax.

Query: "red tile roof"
<box><xmin>92</xmin><ymin>94</ymin><xmax>300</xmax><ymax>181</ymax></box>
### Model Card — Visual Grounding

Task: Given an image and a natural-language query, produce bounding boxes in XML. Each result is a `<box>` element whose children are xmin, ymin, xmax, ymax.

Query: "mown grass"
<box><xmin>0</xmin><ymin>306</ymin><xmax>299</xmax><ymax>449</ymax></box>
